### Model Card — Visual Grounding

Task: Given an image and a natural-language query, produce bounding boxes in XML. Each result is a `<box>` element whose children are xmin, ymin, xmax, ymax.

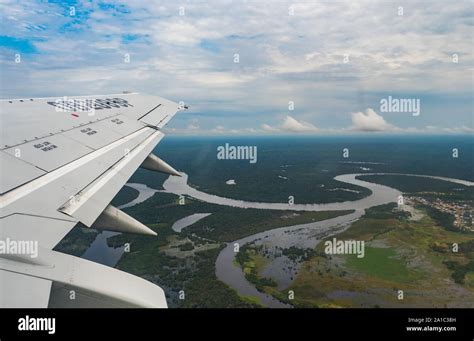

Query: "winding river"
<box><xmin>161</xmin><ymin>172</ymin><xmax>472</xmax><ymax>308</ymax></box>
<box><xmin>84</xmin><ymin>172</ymin><xmax>473</xmax><ymax>307</ymax></box>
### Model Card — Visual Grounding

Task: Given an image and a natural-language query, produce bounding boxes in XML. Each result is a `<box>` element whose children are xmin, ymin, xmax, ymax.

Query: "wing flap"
<box><xmin>0</xmin><ymin>214</ymin><xmax>76</xmax><ymax>250</ymax></box>
<box><xmin>59</xmin><ymin>129</ymin><xmax>164</xmax><ymax>227</ymax></box>
<box><xmin>0</xmin><ymin>270</ymin><xmax>52</xmax><ymax>308</ymax></box>
<box><xmin>1</xmin><ymin>127</ymin><xmax>153</xmax><ymax>218</ymax></box>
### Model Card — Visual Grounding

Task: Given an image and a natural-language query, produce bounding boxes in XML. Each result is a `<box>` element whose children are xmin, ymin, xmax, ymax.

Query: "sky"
<box><xmin>0</xmin><ymin>0</ymin><xmax>473</xmax><ymax>135</ymax></box>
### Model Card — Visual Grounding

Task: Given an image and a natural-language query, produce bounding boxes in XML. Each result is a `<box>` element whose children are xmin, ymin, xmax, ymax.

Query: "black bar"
<box><xmin>1</xmin><ymin>308</ymin><xmax>472</xmax><ymax>340</ymax></box>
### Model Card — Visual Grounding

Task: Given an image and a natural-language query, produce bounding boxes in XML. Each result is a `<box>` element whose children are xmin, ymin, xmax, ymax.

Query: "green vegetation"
<box><xmin>422</xmin><ymin>205</ymin><xmax>458</xmax><ymax>232</ymax></box>
<box><xmin>110</xmin><ymin>185</ymin><xmax>140</xmax><ymax>207</ymax></box>
<box><xmin>110</xmin><ymin>222</ymin><xmax>256</xmax><ymax>308</ymax></box>
<box><xmin>235</xmin><ymin>243</ymin><xmax>319</xmax><ymax>296</ymax></box>
<box><xmin>235</xmin><ymin>245</ymin><xmax>277</xmax><ymax>293</ymax></box>
<box><xmin>54</xmin><ymin>137</ymin><xmax>474</xmax><ymax>308</ymax></box>
<box><xmin>128</xmin><ymin>168</ymin><xmax>169</xmax><ymax>190</ymax></box>
<box><xmin>282</xmin><ymin>246</ymin><xmax>316</xmax><ymax>262</ymax></box>
<box><xmin>459</xmin><ymin>239</ymin><xmax>474</xmax><ymax>254</ymax></box>
<box><xmin>187</xmin><ymin>209</ymin><xmax>354</xmax><ymax>242</ymax></box>
<box><xmin>363</xmin><ymin>203</ymin><xmax>409</xmax><ymax>220</ymax></box>
<box><xmin>108</xmin><ymin>190</ymin><xmax>351</xmax><ymax>307</ymax></box>
<box><xmin>435</xmin><ymin>239</ymin><xmax>474</xmax><ymax>284</ymax></box>
<box><xmin>241</xmin><ymin>203</ymin><xmax>474</xmax><ymax>308</ymax></box>
<box><xmin>235</xmin><ymin>244</ymin><xmax>252</xmax><ymax>265</ymax></box>
<box><xmin>443</xmin><ymin>260</ymin><xmax>474</xmax><ymax>284</ymax></box>
<box><xmin>179</xmin><ymin>248</ymin><xmax>258</xmax><ymax>308</ymax></box>
<box><xmin>332</xmin><ymin>203</ymin><xmax>400</xmax><ymax>241</ymax></box>
<box><xmin>345</xmin><ymin>246</ymin><xmax>414</xmax><ymax>282</ymax></box>
<box><xmin>54</xmin><ymin>226</ymin><xmax>98</xmax><ymax>257</ymax></box>
<box><xmin>122</xmin><ymin>192</ymin><xmax>194</xmax><ymax>225</ymax></box>
<box><xmin>121</xmin><ymin>186</ymin><xmax>353</xmax><ymax>242</ymax></box>
<box><xmin>357</xmin><ymin>174</ymin><xmax>474</xmax><ymax>201</ymax></box>
<box><xmin>134</xmin><ymin>136</ymin><xmax>473</xmax><ymax>205</ymax></box>
<box><xmin>178</xmin><ymin>242</ymin><xmax>194</xmax><ymax>251</ymax></box>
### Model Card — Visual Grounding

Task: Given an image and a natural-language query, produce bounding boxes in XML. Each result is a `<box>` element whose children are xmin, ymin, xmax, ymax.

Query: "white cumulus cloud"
<box><xmin>281</xmin><ymin>115</ymin><xmax>319</xmax><ymax>132</ymax></box>
<box><xmin>350</xmin><ymin>108</ymin><xmax>398</xmax><ymax>132</ymax></box>
<box><xmin>262</xmin><ymin>115</ymin><xmax>319</xmax><ymax>133</ymax></box>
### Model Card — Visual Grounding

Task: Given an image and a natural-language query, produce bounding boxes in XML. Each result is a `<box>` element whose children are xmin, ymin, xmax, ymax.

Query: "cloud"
<box><xmin>281</xmin><ymin>115</ymin><xmax>319</xmax><ymax>132</ymax></box>
<box><xmin>166</xmin><ymin>107</ymin><xmax>471</xmax><ymax>135</ymax></box>
<box><xmin>209</xmin><ymin>125</ymin><xmax>226</xmax><ymax>134</ymax></box>
<box><xmin>263</xmin><ymin>111</ymin><xmax>402</xmax><ymax>134</ymax></box>
<box><xmin>262</xmin><ymin>115</ymin><xmax>319</xmax><ymax>133</ymax></box>
<box><xmin>187</xmin><ymin>119</ymin><xmax>200</xmax><ymax>130</ymax></box>
<box><xmin>442</xmin><ymin>126</ymin><xmax>474</xmax><ymax>133</ymax></box>
<box><xmin>0</xmin><ymin>1</ymin><xmax>472</xmax><ymax>134</ymax></box>
<box><xmin>350</xmin><ymin>108</ymin><xmax>399</xmax><ymax>132</ymax></box>
<box><xmin>261</xmin><ymin>123</ymin><xmax>280</xmax><ymax>132</ymax></box>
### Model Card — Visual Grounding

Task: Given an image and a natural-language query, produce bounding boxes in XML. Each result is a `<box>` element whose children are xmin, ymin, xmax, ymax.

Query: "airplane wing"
<box><xmin>0</xmin><ymin>93</ymin><xmax>183</xmax><ymax>308</ymax></box>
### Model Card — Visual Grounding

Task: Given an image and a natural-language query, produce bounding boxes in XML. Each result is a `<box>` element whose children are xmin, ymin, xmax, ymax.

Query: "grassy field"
<box><xmin>345</xmin><ymin>246</ymin><xmax>417</xmax><ymax>283</ymax></box>
<box><xmin>239</xmin><ymin>203</ymin><xmax>474</xmax><ymax>308</ymax></box>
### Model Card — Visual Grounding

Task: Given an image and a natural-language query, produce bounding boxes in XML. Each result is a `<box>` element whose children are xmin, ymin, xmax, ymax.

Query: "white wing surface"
<box><xmin>0</xmin><ymin>93</ymin><xmax>183</xmax><ymax>308</ymax></box>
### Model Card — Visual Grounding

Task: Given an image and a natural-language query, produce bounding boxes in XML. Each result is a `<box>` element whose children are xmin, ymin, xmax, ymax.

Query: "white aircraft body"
<box><xmin>0</xmin><ymin>93</ymin><xmax>184</xmax><ymax>308</ymax></box>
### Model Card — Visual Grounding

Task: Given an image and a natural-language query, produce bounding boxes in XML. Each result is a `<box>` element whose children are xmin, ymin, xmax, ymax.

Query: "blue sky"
<box><xmin>0</xmin><ymin>0</ymin><xmax>472</xmax><ymax>135</ymax></box>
